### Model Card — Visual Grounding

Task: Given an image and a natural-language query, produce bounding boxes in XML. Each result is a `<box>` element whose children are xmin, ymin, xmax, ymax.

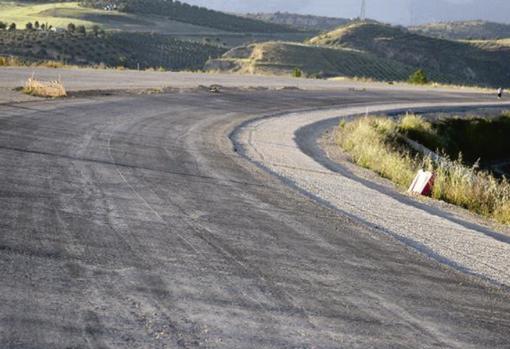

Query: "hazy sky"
<box><xmin>184</xmin><ymin>0</ymin><xmax>510</xmax><ymax>25</ymax></box>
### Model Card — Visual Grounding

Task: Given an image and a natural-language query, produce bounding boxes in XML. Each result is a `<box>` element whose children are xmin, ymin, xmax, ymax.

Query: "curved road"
<box><xmin>1</xmin><ymin>88</ymin><xmax>509</xmax><ymax>348</ymax></box>
<box><xmin>237</xmin><ymin>102</ymin><xmax>510</xmax><ymax>287</ymax></box>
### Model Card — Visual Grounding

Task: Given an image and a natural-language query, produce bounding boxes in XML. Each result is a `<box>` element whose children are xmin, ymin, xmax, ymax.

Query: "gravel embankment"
<box><xmin>236</xmin><ymin>102</ymin><xmax>510</xmax><ymax>286</ymax></box>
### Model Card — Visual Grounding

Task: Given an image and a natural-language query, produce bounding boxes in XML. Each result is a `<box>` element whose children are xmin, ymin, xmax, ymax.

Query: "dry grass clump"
<box><xmin>23</xmin><ymin>77</ymin><xmax>67</xmax><ymax>98</ymax></box>
<box><xmin>0</xmin><ymin>56</ymin><xmax>68</xmax><ymax>68</ymax></box>
<box><xmin>337</xmin><ymin>116</ymin><xmax>419</xmax><ymax>188</ymax></box>
<box><xmin>399</xmin><ymin>114</ymin><xmax>433</xmax><ymax>134</ymax></box>
<box><xmin>0</xmin><ymin>56</ymin><xmax>23</xmax><ymax>66</ymax></box>
<box><xmin>431</xmin><ymin>158</ymin><xmax>510</xmax><ymax>224</ymax></box>
<box><xmin>41</xmin><ymin>60</ymin><xmax>66</xmax><ymax>69</ymax></box>
<box><xmin>336</xmin><ymin>115</ymin><xmax>510</xmax><ymax>224</ymax></box>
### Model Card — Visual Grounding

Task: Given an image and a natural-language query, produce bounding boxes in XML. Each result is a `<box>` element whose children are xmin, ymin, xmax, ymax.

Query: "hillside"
<box><xmin>0</xmin><ymin>29</ymin><xmax>226</xmax><ymax>70</ymax></box>
<box><xmin>244</xmin><ymin>12</ymin><xmax>350</xmax><ymax>32</ymax></box>
<box><xmin>1</xmin><ymin>1</ymin><xmax>314</xmax><ymax>49</ymax></box>
<box><xmin>205</xmin><ymin>41</ymin><xmax>413</xmax><ymax>81</ymax></box>
<box><xmin>0</xmin><ymin>1</ymin><xmax>316</xmax><ymax>71</ymax></box>
<box><xmin>410</xmin><ymin>21</ymin><xmax>510</xmax><ymax>41</ymax></box>
<box><xmin>0</xmin><ymin>1</ymin><xmax>237</xmax><ymax>34</ymax></box>
<box><xmin>307</xmin><ymin>22</ymin><xmax>510</xmax><ymax>86</ymax></box>
<box><xmin>208</xmin><ymin>22</ymin><xmax>510</xmax><ymax>87</ymax></box>
<box><xmin>80</xmin><ymin>0</ymin><xmax>297</xmax><ymax>33</ymax></box>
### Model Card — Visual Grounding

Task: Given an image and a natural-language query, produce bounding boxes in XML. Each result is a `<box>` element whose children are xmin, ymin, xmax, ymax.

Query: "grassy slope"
<box><xmin>308</xmin><ymin>22</ymin><xmax>510</xmax><ymax>87</ymax></box>
<box><xmin>410</xmin><ymin>21</ymin><xmax>510</xmax><ymax>41</ymax></box>
<box><xmin>206</xmin><ymin>41</ymin><xmax>414</xmax><ymax>80</ymax></box>
<box><xmin>0</xmin><ymin>1</ymin><xmax>227</xmax><ymax>33</ymax></box>
<box><xmin>1</xmin><ymin>1</ymin><xmax>115</xmax><ymax>28</ymax></box>
<box><xmin>336</xmin><ymin>115</ymin><xmax>510</xmax><ymax>224</ymax></box>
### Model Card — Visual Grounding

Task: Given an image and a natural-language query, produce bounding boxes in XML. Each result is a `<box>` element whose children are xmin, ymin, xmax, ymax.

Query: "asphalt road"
<box><xmin>1</xmin><ymin>88</ymin><xmax>509</xmax><ymax>348</ymax></box>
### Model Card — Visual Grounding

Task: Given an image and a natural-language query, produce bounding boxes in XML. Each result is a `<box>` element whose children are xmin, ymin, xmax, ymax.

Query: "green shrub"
<box><xmin>292</xmin><ymin>67</ymin><xmax>302</xmax><ymax>78</ymax></box>
<box><xmin>91</xmin><ymin>25</ymin><xmax>100</xmax><ymax>36</ymax></box>
<box><xmin>408</xmin><ymin>69</ymin><xmax>428</xmax><ymax>84</ymax></box>
<box><xmin>398</xmin><ymin>114</ymin><xmax>445</xmax><ymax>150</ymax></box>
<box><xmin>76</xmin><ymin>25</ymin><xmax>86</xmax><ymax>35</ymax></box>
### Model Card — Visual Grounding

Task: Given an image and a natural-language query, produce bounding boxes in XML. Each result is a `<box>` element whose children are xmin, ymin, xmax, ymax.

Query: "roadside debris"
<box><xmin>209</xmin><ymin>85</ymin><xmax>221</xmax><ymax>93</ymax></box>
<box><xmin>408</xmin><ymin>170</ymin><xmax>435</xmax><ymax>196</ymax></box>
<box><xmin>497</xmin><ymin>87</ymin><xmax>504</xmax><ymax>99</ymax></box>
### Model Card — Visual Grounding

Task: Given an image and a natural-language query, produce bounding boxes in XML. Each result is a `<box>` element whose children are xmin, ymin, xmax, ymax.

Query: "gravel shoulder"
<box><xmin>235</xmin><ymin>101</ymin><xmax>510</xmax><ymax>287</ymax></box>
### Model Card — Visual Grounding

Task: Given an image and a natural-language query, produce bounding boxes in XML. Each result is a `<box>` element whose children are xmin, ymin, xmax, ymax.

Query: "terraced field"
<box><xmin>0</xmin><ymin>1</ymin><xmax>313</xmax><ymax>69</ymax></box>
<box><xmin>0</xmin><ymin>30</ymin><xmax>226</xmax><ymax>70</ymax></box>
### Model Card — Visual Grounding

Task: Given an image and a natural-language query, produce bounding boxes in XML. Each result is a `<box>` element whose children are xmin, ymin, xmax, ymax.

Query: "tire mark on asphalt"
<box><xmin>105</xmin><ymin>110</ymin><xmax>329</xmax><ymax>345</ymax></box>
<box><xmin>162</xmin><ymin>111</ymin><xmax>341</xmax><ymax>344</ymax></box>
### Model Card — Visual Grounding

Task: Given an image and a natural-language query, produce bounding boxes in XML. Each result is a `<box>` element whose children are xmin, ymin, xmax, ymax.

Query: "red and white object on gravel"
<box><xmin>408</xmin><ymin>170</ymin><xmax>435</xmax><ymax>196</ymax></box>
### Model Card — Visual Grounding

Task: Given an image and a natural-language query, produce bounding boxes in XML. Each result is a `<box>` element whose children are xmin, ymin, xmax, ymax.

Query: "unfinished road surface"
<box><xmin>237</xmin><ymin>102</ymin><xmax>510</xmax><ymax>287</ymax></box>
<box><xmin>0</xmin><ymin>87</ymin><xmax>509</xmax><ymax>348</ymax></box>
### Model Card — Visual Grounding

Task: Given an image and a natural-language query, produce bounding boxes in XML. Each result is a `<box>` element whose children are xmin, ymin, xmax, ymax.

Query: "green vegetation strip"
<box><xmin>336</xmin><ymin>114</ymin><xmax>510</xmax><ymax>224</ymax></box>
<box><xmin>405</xmin><ymin>114</ymin><xmax>510</xmax><ymax>167</ymax></box>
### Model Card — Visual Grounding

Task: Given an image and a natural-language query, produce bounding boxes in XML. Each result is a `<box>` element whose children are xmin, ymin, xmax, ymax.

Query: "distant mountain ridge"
<box><xmin>244</xmin><ymin>12</ymin><xmax>350</xmax><ymax>32</ymax></box>
<box><xmin>183</xmin><ymin>0</ymin><xmax>510</xmax><ymax>26</ymax></box>
<box><xmin>410</xmin><ymin>21</ymin><xmax>510</xmax><ymax>40</ymax></box>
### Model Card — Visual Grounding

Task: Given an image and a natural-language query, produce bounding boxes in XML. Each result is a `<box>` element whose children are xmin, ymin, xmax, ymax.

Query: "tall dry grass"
<box><xmin>336</xmin><ymin>115</ymin><xmax>510</xmax><ymax>224</ymax></box>
<box><xmin>337</xmin><ymin>116</ymin><xmax>418</xmax><ymax>188</ymax></box>
<box><xmin>0</xmin><ymin>56</ymin><xmax>68</xmax><ymax>68</ymax></box>
<box><xmin>23</xmin><ymin>77</ymin><xmax>67</xmax><ymax>98</ymax></box>
<box><xmin>0</xmin><ymin>56</ymin><xmax>23</xmax><ymax>66</ymax></box>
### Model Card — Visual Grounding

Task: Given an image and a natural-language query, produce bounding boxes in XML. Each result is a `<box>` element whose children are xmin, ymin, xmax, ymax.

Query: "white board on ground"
<box><xmin>408</xmin><ymin>170</ymin><xmax>434</xmax><ymax>196</ymax></box>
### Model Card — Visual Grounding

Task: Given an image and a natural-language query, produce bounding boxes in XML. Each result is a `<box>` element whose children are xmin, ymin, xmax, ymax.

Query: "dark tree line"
<box><xmin>0</xmin><ymin>22</ymin><xmax>17</xmax><ymax>31</ymax></box>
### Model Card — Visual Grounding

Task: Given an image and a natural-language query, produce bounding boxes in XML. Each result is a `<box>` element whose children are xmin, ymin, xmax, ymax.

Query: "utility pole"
<box><xmin>408</xmin><ymin>0</ymin><xmax>415</xmax><ymax>26</ymax></box>
<box><xmin>360</xmin><ymin>0</ymin><xmax>367</xmax><ymax>21</ymax></box>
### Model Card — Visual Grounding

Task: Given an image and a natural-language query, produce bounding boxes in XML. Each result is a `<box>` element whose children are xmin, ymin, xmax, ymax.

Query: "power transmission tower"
<box><xmin>408</xmin><ymin>0</ymin><xmax>415</xmax><ymax>26</ymax></box>
<box><xmin>360</xmin><ymin>0</ymin><xmax>367</xmax><ymax>21</ymax></box>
